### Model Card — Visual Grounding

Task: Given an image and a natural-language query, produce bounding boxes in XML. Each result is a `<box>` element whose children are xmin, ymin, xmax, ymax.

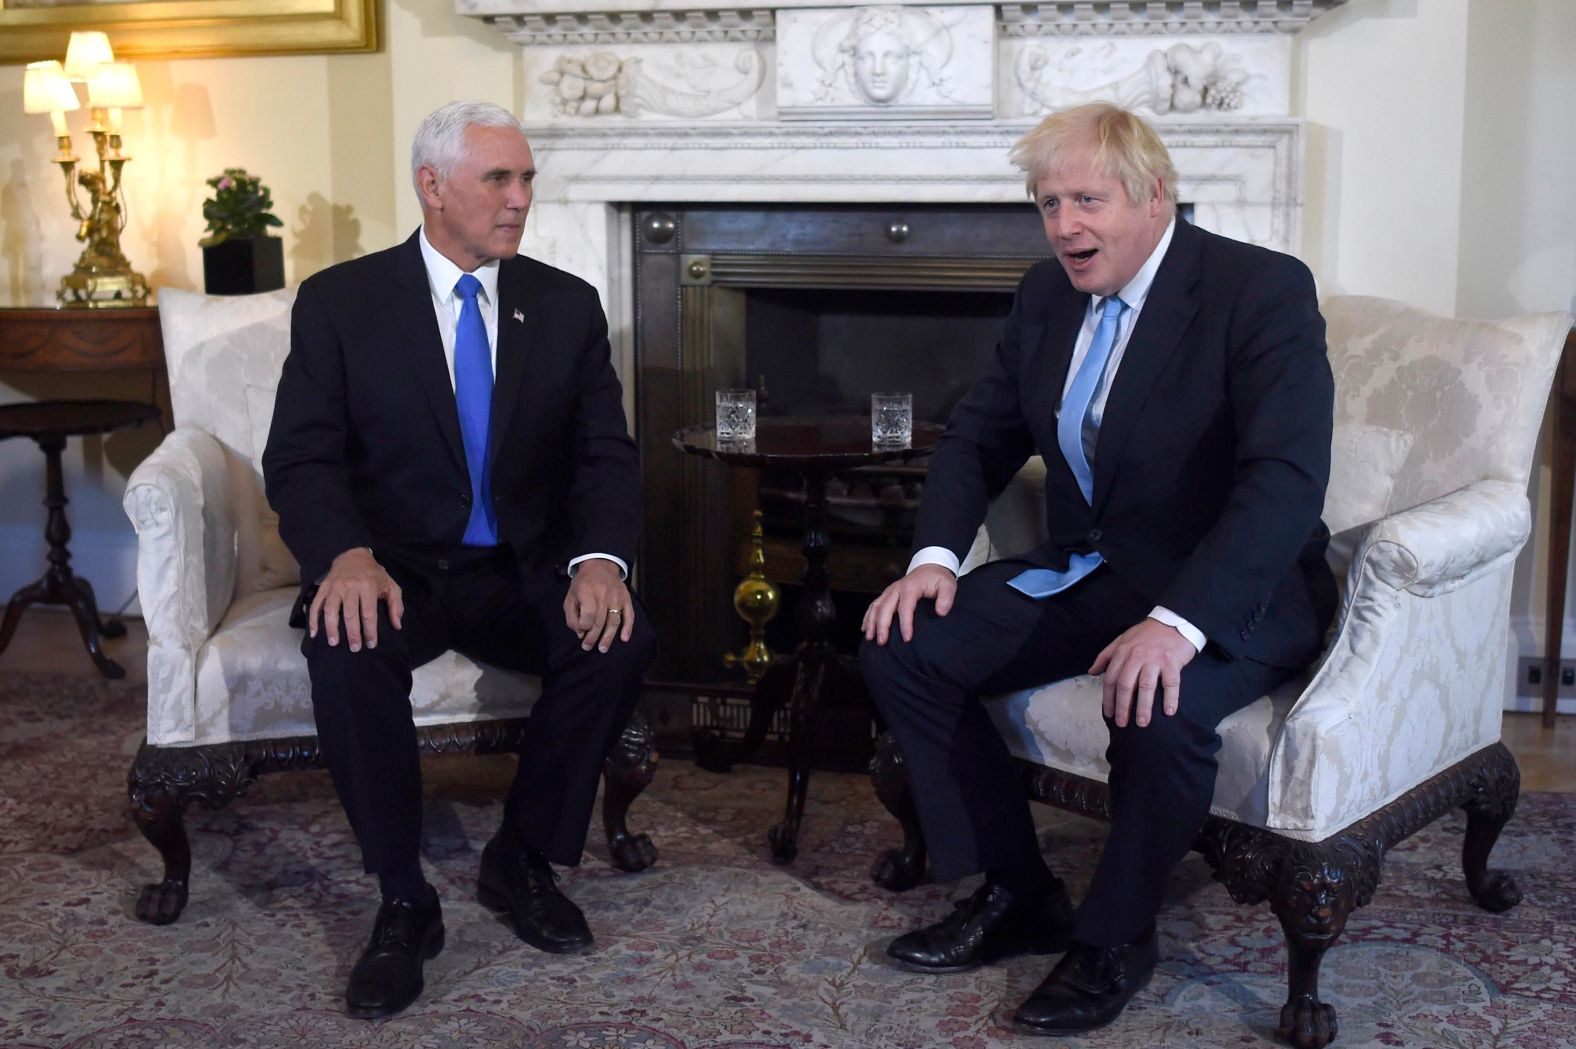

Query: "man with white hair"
<box><xmin>861</xmin><ymin>102</ymin><xmax>1335</xmax><ymax>1033</ymax></box>
<box><xmin>264</xmin><ymin>100</ymin><xmax>654</xmax><ymax>1018</ymax></box>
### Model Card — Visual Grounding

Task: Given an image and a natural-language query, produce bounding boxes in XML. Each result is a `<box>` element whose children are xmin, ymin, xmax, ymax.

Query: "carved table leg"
<box><xmin>693</xmin><ymin>657</ymin><xmax>795</xmax><ymax>774</ymax></box>
<box><xmin>768</xmin><ymin>656</ymin><xmax>826</xmax><ymax>864</ymax></box>
<box><xmin>0</xmin><ymin>578</ymin><xmax>47</xmax><ymax>658</ymax></box>
<box><xmin>0</xmin><ymin>435</ymin><xmax>125</xmax><ymax>678</ymax></box>
<box><xmin>62</xmin><ymin>572</ymin><xmax>126</xmax><ymax>679</ymax></box>
<box><xmin>1462</xmin><ymin>742</ymin><xmax>1523</xmax><ymax>913</ymax></box>
<box><xmin>764</xmin><ymin>464</ymin><xmax>841</xmax><ymax>865</ymax></box>
<box><xmin>1544</xmin><ymin>346</ymin><xmax>1576</xmax><ymax>728</ymax></box>
<box><xmin>602</xmin><ymin>711</ymin><xmax>660</xmax><ymax>873</ymax></box>
<box><xmin>74</xmin><ymin>574</ymin><xmax>127</xmax><ymax>637</ymax></box>
<box><xmin>868</xmin><ymin>730</ymin><xmax>928</xmax><ymax>890</ymax></box>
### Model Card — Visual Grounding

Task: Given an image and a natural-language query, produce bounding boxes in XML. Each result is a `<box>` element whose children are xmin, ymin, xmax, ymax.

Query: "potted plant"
<box><xmin>199</xmin><ymin>168</ymin><xmax>285</xmax><ymax>295</ymax></box>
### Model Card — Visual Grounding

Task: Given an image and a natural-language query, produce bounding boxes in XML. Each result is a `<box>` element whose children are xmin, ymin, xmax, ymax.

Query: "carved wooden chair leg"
<box><xmin>1265</xmin><ymin>838</ymin><xmax>1378</xmax><ymax>1049</ymax></box>
<box><xmin>1461</xmin><ymin>742</ymin><xmax>1524</xmax><ymax>913</ymax></box>
<box><xmin>127</xmin><ymin>740</ymin><xmax>269</xmax><ymax>925</ymax></box>
<box><xmin>868</xmin><ymin>730</ymin><xmax>928</xmax><ymax>890</ymax></box>
<box><xmin>128</xmin><ymin>763</ymin><xmax>192</xmax><ymax>925</ymax></box>
<box><xmin>601</xmin><ymin>711</ymin><xmax>659</xmax><ymax>873</ymax></box>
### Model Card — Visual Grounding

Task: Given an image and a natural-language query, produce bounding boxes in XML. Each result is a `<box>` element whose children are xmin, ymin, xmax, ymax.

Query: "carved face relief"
<box><xmin>1285</xmin><ymin>862</ymin><xmax>1356</xmax><ymax>937</ymax></box>
<box><xmin>853</xmin><ymin>28</ymin><xmax>911</xmax><ymax>104</ymax></box>
<box><xmin>811</xmin><ymin>6</ymin><xmax>955</xmax><ymax>110</ymax></box>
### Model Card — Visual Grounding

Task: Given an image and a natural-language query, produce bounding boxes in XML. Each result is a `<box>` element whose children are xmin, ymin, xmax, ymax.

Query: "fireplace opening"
<box><xmin>744</xmin><ymin>286</ymin><xmax>1010</xmax><ymax>421</ymax></box>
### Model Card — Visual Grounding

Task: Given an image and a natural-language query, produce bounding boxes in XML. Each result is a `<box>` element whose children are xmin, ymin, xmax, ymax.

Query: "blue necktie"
<box><xmin>1008</xmin><ymin>295</ymin><xmax>1126</xmax><ymax>599</ymax></box>
<box><xmin>454</xmin><ymin>274</ymin><xmax>498</xmax><ymax>546</ymax></box>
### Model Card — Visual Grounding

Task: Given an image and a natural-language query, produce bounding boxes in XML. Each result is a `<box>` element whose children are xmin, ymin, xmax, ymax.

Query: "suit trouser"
<box><xmin>302</xmin><ymin>546</ymin><xmax>658</xmax><ymax>877</ymax></box>
<box><xmin>859</xmin><ymin>559</ymin><xmax>1292</xmax><ymax>947</ymax></box>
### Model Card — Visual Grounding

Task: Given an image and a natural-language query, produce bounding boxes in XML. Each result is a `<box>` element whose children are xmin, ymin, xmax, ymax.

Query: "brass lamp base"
<box><xmin>50</xmin><ymin>129</ymin><xmax>149</xmax><ymax>309</ymax></box>
<box><xmin>59</xmin><ymin>263</ymin><xmax>149</xmax><ymax>309</ymax></box>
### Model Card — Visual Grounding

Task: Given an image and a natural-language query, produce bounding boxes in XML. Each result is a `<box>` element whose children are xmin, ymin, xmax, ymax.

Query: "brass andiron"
<box><xmin>723</xmin><ymin>510</ymin><xmax>780</xmax><ymax>683</ymax></box>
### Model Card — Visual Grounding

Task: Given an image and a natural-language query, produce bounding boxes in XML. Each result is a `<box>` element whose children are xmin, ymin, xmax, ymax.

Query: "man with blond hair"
<box><xmin>861</xmin><ymin>102</ymin><xmax>1334</xmax><ymax>1033</ymax></box>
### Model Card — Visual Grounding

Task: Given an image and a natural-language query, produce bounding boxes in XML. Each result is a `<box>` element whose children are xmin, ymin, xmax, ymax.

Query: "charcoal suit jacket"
<box><xmin>262</xmin><ymin>230</ymin><xmax>640</xmax><ymax>621</ymax></box>
<box><xmin>914</xmin><ymin>217</ymin><xmax>1336</xmax><ymax>668</ymax></box>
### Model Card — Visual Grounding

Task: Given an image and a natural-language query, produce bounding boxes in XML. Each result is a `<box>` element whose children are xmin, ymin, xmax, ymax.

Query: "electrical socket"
<box><xmin>1516</xmin><ymin>656</ymin><xmax>1576</xmax><ymax>696</ymax></box>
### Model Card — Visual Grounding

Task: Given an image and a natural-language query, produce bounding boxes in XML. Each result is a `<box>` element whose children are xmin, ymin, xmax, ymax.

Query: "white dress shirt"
<box><xmin>419</xmin><ymin>227</ymin><xmax>502</xmax><ymax>388</ymax></box>
<box><xmin>908</xmin><ymin>218</ymin><xmax>1206</xmax><ymax>652</ymax></box>
<box><xmin>418</xmin><ymin>228</ymin><xmax>627</xmax><ymax>579</ymax></box>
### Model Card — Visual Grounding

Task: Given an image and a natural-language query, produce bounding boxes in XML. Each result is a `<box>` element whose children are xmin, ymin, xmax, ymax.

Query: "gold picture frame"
<box><xmin>0</xmin><ymin>0</ymin><xmax>378</xmax><ymax>64</ymax></box>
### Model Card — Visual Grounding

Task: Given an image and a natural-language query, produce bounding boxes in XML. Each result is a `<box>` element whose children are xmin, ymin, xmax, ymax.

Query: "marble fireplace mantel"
<box><xmin>457</xmin><ymin>0</ymin><xmax>1346</xmax><ymax>340</ymax></box>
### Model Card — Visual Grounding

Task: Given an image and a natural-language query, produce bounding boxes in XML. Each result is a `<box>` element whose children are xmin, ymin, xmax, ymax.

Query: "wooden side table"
<box><xmin>0</xmin><ymin>400</ymin><xmax>162</xmax><ymax>678</ymax></box>
<box><xmin>1542</xmin><ymin>328</ymin><xmax>1576</xmax><ymax>727</ymax></box>
<box><xmin>0</xmin><ymin>307</ymin><xmax>167</xmax><ymax>677</ymax></box>
<box><xmin>0</xmin><ymin>306</ymin><xmax>163</xmax><ymax>373</ymax></box>
<box><xmin>674</xmin><ymin>415</ymin><xmax>942</xmax><ymax>862</ymax></box>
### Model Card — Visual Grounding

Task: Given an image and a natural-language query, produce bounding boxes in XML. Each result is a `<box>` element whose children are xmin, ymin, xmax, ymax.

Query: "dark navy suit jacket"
<box><xmin>262</xmin><ymin>230</ymin><xmax>640</xmax><ymax>621</ymax></box>
<box><xmin>914</xmin><ymin>218</ymin><xmax>1336</xmax><ymax>668</ymax></box>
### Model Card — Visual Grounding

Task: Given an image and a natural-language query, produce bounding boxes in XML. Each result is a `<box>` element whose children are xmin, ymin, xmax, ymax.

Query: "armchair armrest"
<box><xmin>1266</xmin><ymin>478</ymin><xmax>1529</xmax><ymax>835</ymax></box>
<box><xmin>123</xmin><ymin>428</ymin><xmax>239</xmax><ymax>745</ymax></box>
<box><xmin>1359</xmin><ymin>479</ymin><xmax>1530</xmax><ymax>596</ymax></box>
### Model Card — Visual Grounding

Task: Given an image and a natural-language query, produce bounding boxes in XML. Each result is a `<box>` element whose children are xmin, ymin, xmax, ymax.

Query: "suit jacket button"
<box><xmin>460</xmin><ymin>492</ymin><xmax>471</xmax><ymax>506</ymax></box>
<box><xmin>1240</xmin><ymin>628</ymin><xmax>1252</xmax><ymax>641</ymax></box>
<box><xmin>438</xmin><ymin>557</ymin><xmax>450</xmax><ymax>571</ymax></box>
<box><xmin>1088</xmin><ymin>528</ymin><xmax>1102</xmax><ymax>543</ymax></box>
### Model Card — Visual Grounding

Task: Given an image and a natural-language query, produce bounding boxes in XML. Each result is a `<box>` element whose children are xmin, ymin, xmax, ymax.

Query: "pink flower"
<box><xmin>218</xmin><ymin>177</ymin><xmax>234</xmax><ymax>190</ymax></box>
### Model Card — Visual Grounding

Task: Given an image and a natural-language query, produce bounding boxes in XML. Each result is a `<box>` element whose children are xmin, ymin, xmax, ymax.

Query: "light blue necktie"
<box><xmin>1008</xmin><ymin>295</ymin><xmax>1126</xmax><ymax>599</ymax></box>
<box><xmin>454</xmin><ymin>274</ymin><xmax>498</xmax><ymax>546</ymax></box>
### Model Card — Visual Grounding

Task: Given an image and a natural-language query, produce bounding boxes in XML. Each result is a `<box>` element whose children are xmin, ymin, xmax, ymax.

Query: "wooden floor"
<box><xmin>3</xmin><ymin>607</ymin><xmax>1572</xmax><ymax>790</ymax></box>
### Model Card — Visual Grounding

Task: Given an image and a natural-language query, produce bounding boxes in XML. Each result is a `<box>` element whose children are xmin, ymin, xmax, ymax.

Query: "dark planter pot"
<box><xmin>202</xmin><ymin>236</ymin><xmax>285</xmax><ymax>295</ymax></box>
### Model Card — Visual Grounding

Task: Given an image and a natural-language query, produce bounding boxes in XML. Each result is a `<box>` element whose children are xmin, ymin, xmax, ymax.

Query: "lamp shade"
<box><xmin>63</xmin><ymin>31</ymin><xmax>115</xmax><ymax>82</ymax></box>
<box><xmin>23</xmin><ymin>61</ymin><xmax>81</xmax><ymax>115</ymax></box>
<box><xmin>88</xmin><ymin>62</ymin><xmax>144</xmax><ymax>109</ymax></box>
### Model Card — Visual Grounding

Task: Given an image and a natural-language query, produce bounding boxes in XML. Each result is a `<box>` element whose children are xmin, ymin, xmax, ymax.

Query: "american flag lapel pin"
<box><xmin>513</xmin><ymin>308</ymin><xmax>525</xmax><ymax>324</ymax></box>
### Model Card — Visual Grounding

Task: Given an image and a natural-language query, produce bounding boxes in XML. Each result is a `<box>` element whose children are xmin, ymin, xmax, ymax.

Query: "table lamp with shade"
<box><xmin>22</xmin><ymin>31</ymin><xmax>149</xmax><ymax>308</ymax></box>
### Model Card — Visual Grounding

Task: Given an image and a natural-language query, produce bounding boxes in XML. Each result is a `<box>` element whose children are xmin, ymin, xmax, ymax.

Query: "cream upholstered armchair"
<box><xmin>124</xmin><ymin>287</ymin><xmax>658</xmax><ymax>926</ymax></box>
<box><xmin>868</xmin><ymin>296</ymin><xmax>1575</xmax><ymax>1049</ymax></box>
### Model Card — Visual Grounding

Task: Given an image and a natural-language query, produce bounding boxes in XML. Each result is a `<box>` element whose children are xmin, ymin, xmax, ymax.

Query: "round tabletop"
<box><xmin>673</xmin><ymin>415</ymin><xmax>944</xmax><ymax>469</ymax></box>
<box><xmin>0</xmin><ymin>399</ymin><xmax>162</xmax><ymax>441</ymax></box>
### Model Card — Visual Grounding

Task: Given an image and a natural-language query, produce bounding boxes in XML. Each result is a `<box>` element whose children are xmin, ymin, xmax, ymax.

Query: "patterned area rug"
<box><xmin>3</xmin><ymin>671</ymin><xmax>1575</xmax><ymax>1049</ymax></box>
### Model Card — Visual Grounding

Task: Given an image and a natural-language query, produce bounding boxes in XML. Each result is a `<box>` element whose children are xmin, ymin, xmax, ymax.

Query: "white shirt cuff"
<box><xmin>908</xmin><ymin>546</ymin><xmax>961</xmax><ymax>577</ymax></box>
<box><xmin>1149</xmin><ymin>606</ymin><xmax>1205</xmax><ymax>653</ymax></box>
<box><xmin>568</xmin><ymin>553</ymin><xmax>629</xmax><ymax>580</ymax></box>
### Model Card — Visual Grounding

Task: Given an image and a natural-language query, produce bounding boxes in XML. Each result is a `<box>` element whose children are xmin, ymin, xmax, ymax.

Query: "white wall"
<box><xmin>1297</xmin><ymin>0</ymin><xmax>1472</xmax><ymax>316</ymax></box>
<box><xmin>1296</xmin><ymin>0</ymin><xmax>1574</xmax><ymax>320</ymax></box>
<box><xmin>1455</xmin><ymin>0</ymin><xmax>1576</xmax><ymax>322</ymax></box>
<box><xmin>1457</xmin><ymin>0</ymin><xmax>1576</xmax><ymax>710</ymax></box>
<box><xmin>1297</xmin><ymin>0</ymin><xmax>1576</xmax><ymax>711</ymax></box>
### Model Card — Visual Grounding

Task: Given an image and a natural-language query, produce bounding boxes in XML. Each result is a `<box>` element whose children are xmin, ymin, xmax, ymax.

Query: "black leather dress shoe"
<box><xmin>345</xmin><ymin>895</ymin><xmax>445</xmax><ymax>1019</ymax></box>
<box><xmin>887</xmin><ymin>880</ymin><xmax>1074</xmax><ymax>974</ymax></box>
<box><xmin>477</xmin><ymin>837</ymin><xmax>594</xmax><ymax>954</ymax></box>
<box><xmin>1012</xmin><ymin>933</ymin><xmax>1159</xmax><ymax>1035</ymax></box>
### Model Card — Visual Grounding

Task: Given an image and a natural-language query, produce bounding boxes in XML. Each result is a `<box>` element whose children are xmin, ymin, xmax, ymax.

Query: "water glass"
<box><xmin>715</xmin><ymin>388</ymin><xmax>757</xmax><ymax>443</ymax></box>
<box><xmin>871</xmin><ymin>391</ymin><xmax>913</xmax><ymax>448</ymax></box>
